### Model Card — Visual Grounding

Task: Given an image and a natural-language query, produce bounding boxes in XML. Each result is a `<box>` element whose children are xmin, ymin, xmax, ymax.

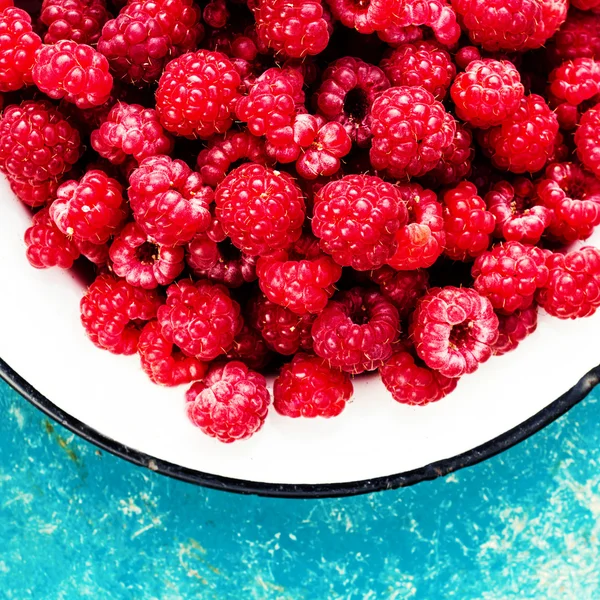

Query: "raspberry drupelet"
<box><xmin>186</xmin><ymin>361</ymin><xmax>270</xmax><ymax>443</ymax></box>
<box><xmin>548</xmin><ymin>58</ymin><xmax>600</xmax><ymax>107</ymax></box>
<box><xmin>546</xmin><ymin>9</ymin><xmax>600</xmax><ymax>67</ymax></box>
<box><xmin>410</xmin><ymin>286</ymin><xmax>499</xmax><ymax>378</ymax></box>
<box><xmin>40</xmin><ymin>0</ymin><xmax>110</xmax><ymax>45</ymax></box>
<box><xmin>80</xmin><ymin>273</ymin><xmax>162</xmax><ymax>355</ymax></box>
<box><xmin>575</xmin><ymin>103</ymin><xmax>600</xmax><ymax>179</ymax></box>
<box><xmin>492</xmin><ymin>304</ymin><xmax>538</xmax><ymax>356</ymax></box>
<box><xmin>157</xmin><ymin>279</ymin><xmax>242</xmax><ymax>360</ymax></box>
<box><xmin>311</xmin><ymin>287</ymin><xmax>400</xmax><ymax>374</ymax></box>
<box><xmin>203</xmin><ymin>0</ymin><xmax>228</xmax><ymax>28</ymax></box>
<box><xmin>225</xmin><ymin>324</ymin><xmax>272</xmax><ymax>370</ymax></box>
<box><xmin>572</xmin><ymin>0</ymin><xmax>600</xmax><ymax>12</ymax></box>
<box><xmin>273</xmin><ymin>353</ymin><xmax>353</xmax><ymax>418</ymax></box>
<box><xmin>369</xmin><ymin>266</ymin><xmax>429</xmax><ymax>319</ymax></box>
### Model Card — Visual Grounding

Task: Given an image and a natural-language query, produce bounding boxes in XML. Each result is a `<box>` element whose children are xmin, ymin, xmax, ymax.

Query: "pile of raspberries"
<box><xmin>2</xmin><ymin>0</ymin><xmax>600</xmax><ymax>444</ymax></box>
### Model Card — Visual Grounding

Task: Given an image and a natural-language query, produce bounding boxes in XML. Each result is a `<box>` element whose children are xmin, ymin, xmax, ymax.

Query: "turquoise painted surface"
<box><xmin>1</xmin><ymin>377</ymin><xmax>599</xmax><ymax>599</ymax></box>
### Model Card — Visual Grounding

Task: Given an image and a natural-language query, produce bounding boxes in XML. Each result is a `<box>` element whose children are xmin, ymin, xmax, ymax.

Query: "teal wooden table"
<box><xmin>1</xmin><ymin>376</ymin><xmax>599</xmax><ymax>599</ymax></box>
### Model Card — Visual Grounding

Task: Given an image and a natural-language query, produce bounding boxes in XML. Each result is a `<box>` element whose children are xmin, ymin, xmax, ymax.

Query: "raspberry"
<box><xmin>379</xmin><ymin>41</ymin><xmax>456</xmax><ymax>100</ymax></box>
<box><xmin>536</xmin><ymin>162</ymin><xmax>600</xmax><ymax>243</ymax></box>
<box><xmin>312</xmin><ymin>174</ymin><xmax>408</xmax><ymax>271</ymax></box>
<box><xmin>256</xmin><ymin>234</ymin><xmax>342</xmax><ymax>315</ymax></box>
<box><xmin>40</xmin><ymin>0</ymin><xmax>110</xmax><ymax>45</ymax></box>
<box><xmin>323</xmin><ymin>0</ymin><xmax>377</xmax><ymax>34</ymax></box>
<box><xmin>273</xmin><ymin>353</ymin><xmax>353</xmax><ymax>418</ymax></box>
<box><xmin>387</xmin><ymin>184</ymin><xmax>445</xmax><ymax>271</ymax></box>
<box><xmin>441</xmin><ymin>181</ymin><xmax>495</xmax><ymax>261</ymax></box>
<box><xmin>76</xmin><ymin>238</ymin><xmax>110</xmax><ymax>265</ymax></box>
<box><xmin>203</xmin><ymin>0</ymin><xmax>228</xmax><ymax>28</ymax></box>
<box><xmin>0</xmin><ymin>8</ymin><xmax>42</xmax><ymax>92</ymax></box>
<box><xmin>156</xmin><ymin>50</ymin><xmax>240</xmax><ymax>139</ymax></box>
<box><xmin>547</xmin><ymin>9</ymin><xmax>600</xmax><ymax>67</ymax></box>
<box><xmin>90</xmin><ymin>102</ymin><xmax>173</xmax><ymax>165</ymax></box>
<box><xmin>314</xmin><ymin>57</ymin><xmax>390</xmax><ymax>148</ymax></box>
<box><xmin>370</xmin><ymin>86</ymin><xmax>456</xmax><ymax>179</ymax></box>
<box><xmin>477</xmin><ymin>94</ymin><xmax>559</xmax><ymax>174</ymax></box>
<box><xmin>369</xmin><ymin>265</ymin><xmax>429</xmax><ymax>319</ymax></box>
<box><xmin>247</xmin><ymin>292</ymin><xmax>315</xmax><ymax>355</ymax></box>
<box><xmin>50</xmin><ymin>170</ymin><xmax>127</xmax><ymax>243</ymax></box>
<box><xmin>575</xmin><ymin>103</ymin><xmax>600</xmax><ymax>179</ymax></box>
<box><xmin>215</xmin><ymin>163</ymin><xmax>305</xmax><ymax>256</ymax></box>
<box><xmin>472</xmin><ymin>242</ymin><xmax>549</xmax><ymax>314</ymax></box>
<box><xmin>80</xmin><ymin>273</ymin><xmax>161</xmax><ymax>354</ymax></box>
<box><xmin>138</xmin><ymin>320</ymin><xmax>207</xmax><ymax>386</ymax></box>
<box><xmin>492</xmin><ymin>304</ymin><xmax>538</xmax><ymax>356</ymax></box>
<box><xmin>186</xmin><ymin>361</ymin><xmax>270</xmax><ymax>443</ymax></box>
<box><xmin>157</xmin><ymin>279</ymin><xmax>242</xmax><ymax>360</ymax></box>
<box><xmin>129</xmin><ymin>155</ymin><xmax>213</xmax><ymax>246</ymax></box>
<box><xmin>32</xmin><ymin>40</ymin><xmax>113</xmax><ymax>109</ymax></box>
<box><xmin>549</xmin><ymin>58</ymin><xmax>600</xmax><ymax>107</ymax></box>
<box><xmin>311</xmin><ymin>287</ymin><xmax>400</xmax><ymax>374</ymax></box>
<box><xmin>450</xmin><ymin>59</ymin><xmax>524</xmax><ymax>129</ymax></box>
<box><xmin>97</xmin><ymin>0</ymin><xmax>204</xmax><ymax>86</ymax></box>
<box><xmin>380</xmin><ymin>349</ymin><xmax>458</xmax><ymax>405</ymax></box>
<box><xmin>536</xmin><ymin>247</ymin><xmax>600</xmax><ymax>319</ymax></box>
<box><xmin>24</xmin><ymin>206</ymin><xmax>80</xmax><ymax>269</ymax></box>
<box><xmin>224</xmin><ymin>324</ymin><xmax>272</xmax><ymax>370</ymax></box>
<box><xmin>410</xmin><ymin>286</ymin><xmax>498</xmax><ymax>378</ymax></box>
<box><xmin>528</xmin><ymin>0</ymin><xmax>568</xmax><ymax>50</ymax></box>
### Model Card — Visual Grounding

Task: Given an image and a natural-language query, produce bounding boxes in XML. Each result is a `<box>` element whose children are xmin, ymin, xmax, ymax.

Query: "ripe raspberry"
<box><xmin>0</xmin><ymin>8</ymin><xmax>42</xmax><ymax>92</ymax></box>
<box><xmin>450</xmin><ymin>59</ymin><xmax>524</xmax><ymax>129</ymax></box>
<box><xmin>312</xmin><ymin>174</ymin><xmax>408</xmax><ymax>271</ymax></box>
<box><xmin>80</xmin><ymin>273</ymin><xmax>161</xmax><ymax>354</ymax></box>
<box><xmin>379</xmin><ymin>41</ymin><xmax>456</xmax><ymax>100</ymax></box>
<box><xmin>369</xmin><ymin>265</ymin><xmax>429</xmax><ymax>319</ymax></box>
<box><xmin>32</xmin><ymin>40</ymin><xmax>113</xmax><ymax>109</ymax></box>
<box><xmin>157</xmin><ymin>279</ymin><xmax>242</xmax><ymax>360</ymax></box>
<box><xmin>380</xmin><ymin>349</ymin><xmax>458</xmax><ymax>406</ymax></box>
<box><xmin>273</xmin><ymin>353</ymin><xmax>353</xmax><ymax>418</ymax></box>
<box><xmin>492</xmin><ymin>304</ymin><xmax>538</xmax><ymax>356</ymax></box>
<box><xmin>441</xmin><ymin>181</ymin><xmax>495</xmax><ymax>261</ymax></box>
<box><xmin>529</xmin><ymin>0</ymin><xmax>568</xmax><ymax>50</ymax></box>
<box><xmin>477</xmin><ymin>94</ymin><xmax>559</xmax><ymax>174</ymax></box>
<box><xmin>186</xmin><ymin>361</ymin><xmax>270</xmax><ymax>444</ymax></box>
<box><xmin>536</xmin><ymin>247</ymin><xmax>600</xmax><ymax>319</ymax></box>
<box><xmin>546</xmin><ymin>9</ymin><xmax>600</xmax><ymax>67</ymax></box>
<box><xmin>410</xmin><ymin>286</ymin><xmax>498</xmax><ymax>378</ymax></box>
<box><xmin>548</xmin><ymin>58</ymin><xmax>600</xmax><ymax>107</ymax></box>
<box><xmin>50</xmin><ymin>170</ymin><xmax>127</xmax><ymax>243</ymax></box>
<box><xmin>129</xmin><ymin>155</ymin><xmax>213</xmax><ymax>246</ymax></box>
<box><xmin>215</xmin><ymin>163</ymin><xmax>305</xmax><ymax>256</ymax></box>
<box><xmin>97</xmin><ymin>0</ymin><xmax>203</xmax><ymax>86</ymax></box>
<box><xmin>536</xmin><ymin>162</ymin><xmax>600</xmax><ymax>243</ymax></box>
<box><xmin>90</xmin><ymin>102</ymin><xmax>173</xmax><ymax>165</ymax></box>
<box><xmin>40</xmin><ymin>0</ymin><xmax>110</xmax><ymax>45</ymax></box>
<box><xmin>138</xmin><ymin>320</ymin><xmax>207</xmax><ymax>386</ymax></box>
<box><xmin>318</xmin><ymin>0</ymin><xmax>375</xmax><ymax>34</ymax></box>
<box><xmin>370</xmin><ymin>86</ymin><xmax>456</xmax><ymax>179</ymax></box>
<box><xmin>314</xmin><ymin>57</ymin><xmax>390</xmax><ymax>148</ymax></box>
<box><xmin>575</xmin><ymin>103</ymin><xmax>600</xmax><ymax>179</ymax></box>
<box><xmin>224</xmin><ymin>324</ymin><xmax>272</xmax><ymax>370</ymax></box>
<box><xmin>24</xmin><ymin>207</ymin><xmax>80</xmax><ymax>269</ymax></box>
<box><xmin>156</xmin><ymin>50</ymin><xmax>240</xmax><ymax>139</ymax></box>
<box><xmin>387</xmin><ymin>184</ymin><xmax>445</xmax><ymax>271</ymax></box>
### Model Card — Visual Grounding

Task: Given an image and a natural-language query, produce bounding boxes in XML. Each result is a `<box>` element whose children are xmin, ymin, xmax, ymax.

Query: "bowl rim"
<box><xmin>2</xmin><ymin>357</ymin><xmax>598</xmax><ymax>499</ymax></box>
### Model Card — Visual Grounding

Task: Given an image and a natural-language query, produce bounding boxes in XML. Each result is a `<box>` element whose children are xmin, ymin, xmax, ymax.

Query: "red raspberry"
<box><xmin>80</xmin><ymin>273</ymin><xmax>161</xmax><ymax>354</ymax></box>
<box><xmin>547</xmin><ymin>9</ymin><xmax>600</xmax><ymax>67</ymax></box>
<box><xmin>492</xmin><ymin>304</ymin><xmax>538</xmax><ymax>356</ymax></box>
<box><xmin>312</xmin><ymin>174</ymin><xmax>408</xmax><ymax>271</ymax></box>
<box><xmin>7</xmin><ymin>179</ymin><xmax>60</xmax><ymax>209</ymax></box>
<box><xmin>369</xmin><ymin>266</ymin><xmax>429</xmax><ymax>319</ymax></box>
<box><xmin>536</xmin><ymin>247</ymin><xmax>600</xmax><ymax>319</ymax></box>
<box><xmin>50</xmin><ymin>170</ymin><xmax>127</xmax><ymax>243</ymax></box>
<box><xmin>441</xmin><ymin>181</ymin><xmax>495</xmax><ymax>261</ymax></box>
<box><xmin>380</xmin><ymin>349</ymin><xmax>458</xmax><ymax>406</ymax></box>
<box><xmin>477</xmin><ymin>94</ymin><xmax>559</xmax><ymax>174</ymax></box>
<box><xmin>24</xmin><ymin>207</ymin><xmax>80</xmax><ymax>269</ymax></box>
<box><xmin>32</xmin><ymin>40</ymin><xmax>113</xmax><ymax>109</ymax></box>
<box><xmin>90</xmin><ymin>102</ymin><xmax>173</xmax><ymax>165</ymax></box>
<box><xmin>97</xmin><ymin>0</ymin><xmax>203</xmax><ymax>86</ymax></box>
<box><xmin>0</xmin><ymin>8</ymin><xmax>42</xmax><ymax>92</ymax></box>
<box><xmin>40</xmin><ymin>0</ymin><xmax>110</xmax><ymax>45</ymax></box>
<box><xmin>186</xmin><ymin>361</ymin><xmax>270</xmax><ymax>444</ymax></box>
<box><xmin>157</xmin><ymin>279</ymin><xmax>242</xmax><ymax>360</ymax></box>
<box><xmin>575</xmin><ymin>103</ymin><xmax>600</xmax><ymax>179</ymax></box>
<box><xmin>529</xmin><ymin>0</ymin><xmax>568</xmax><ymax>50</ymax></box>
<box><xmin>156</xmin><ymin>50</ymin><xmax>240</xmax><ymax>139</ymax></box>
<box><xmin>314</xmin><ymin>57</ymin><xmax>390</xmax><ymax>148</ymax></box>
<box><xmin>472</xmin><ymin>242</ymin><xmax>549</xmax><ymax>314</ymax></box>
<box><xmin>379</xmin><ymin>41</ymin><xmax>456</xmax><ymax>101</ymax></box>
<box><xmin>129</xmin><ymin>155</ymin><xmax>213</xmax><ymax>246</ymax></box>
<box><xmin>370</xmin><ymin>86</ymin><xmax>456</xmax><ymax>179</ymax></box>
<box><xmin>376</xmin><ymin>23</ymin><xmax>424</xmax><ymax>47</ymax></box>
<box><xmin>203</xmin><ymin>0</ymin><xmax>228</xmax><ymax>28</ymax></box>
<box><xmin>138</xmin><ymin>320</ymin><xmax>207</xmax><ymax>386</ymax></box>
<box><xmin>387</xmin><ymin>184</ymin><xmax>445</xmax><ymax>271</ymax></box>
<box><xmin>215</xmin><ymin>163</ymin><xmax>305</xmax><ymax>256</ymax></box>
<box><xmin>311</xmin><ymin>287</ymin><xmax>400</xmax><ymax>374</ymax></box>
<box><xmin>273</xmin><ymin>353</ymin><xmax>353</xmax><ymax>418</ymax></box>
<box><xmin>410</xmin><ymin>286</ymin><xmax>499</xmax><ymax>378</ymax></box>
<box><xmin>224</xmin><ymin>324</ymin><xmax>272</xmax><ymax>370</ymax></box>
<box><xmin>318</xmin><ymin>0</ymin><xmax>375</xmax><ymax>34</ymax></box>
<box><xmin>76</xmin><ymin>238</ymin><xmax>110</xmax><ymax>265</ymax></box>
<box><xmin>536</xmin><ymin>162</ymin><xmax>600</xmax><ymax>243</ymax></box>
<box><xmin>548</xmin><ymin>58</ymin><xmax>600</xmax><ymax>107</ymax></box>
<box><xmin>450</xmin><ymin>59</ymin><xmax>524</xmax><ymax>129</ymax></box>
